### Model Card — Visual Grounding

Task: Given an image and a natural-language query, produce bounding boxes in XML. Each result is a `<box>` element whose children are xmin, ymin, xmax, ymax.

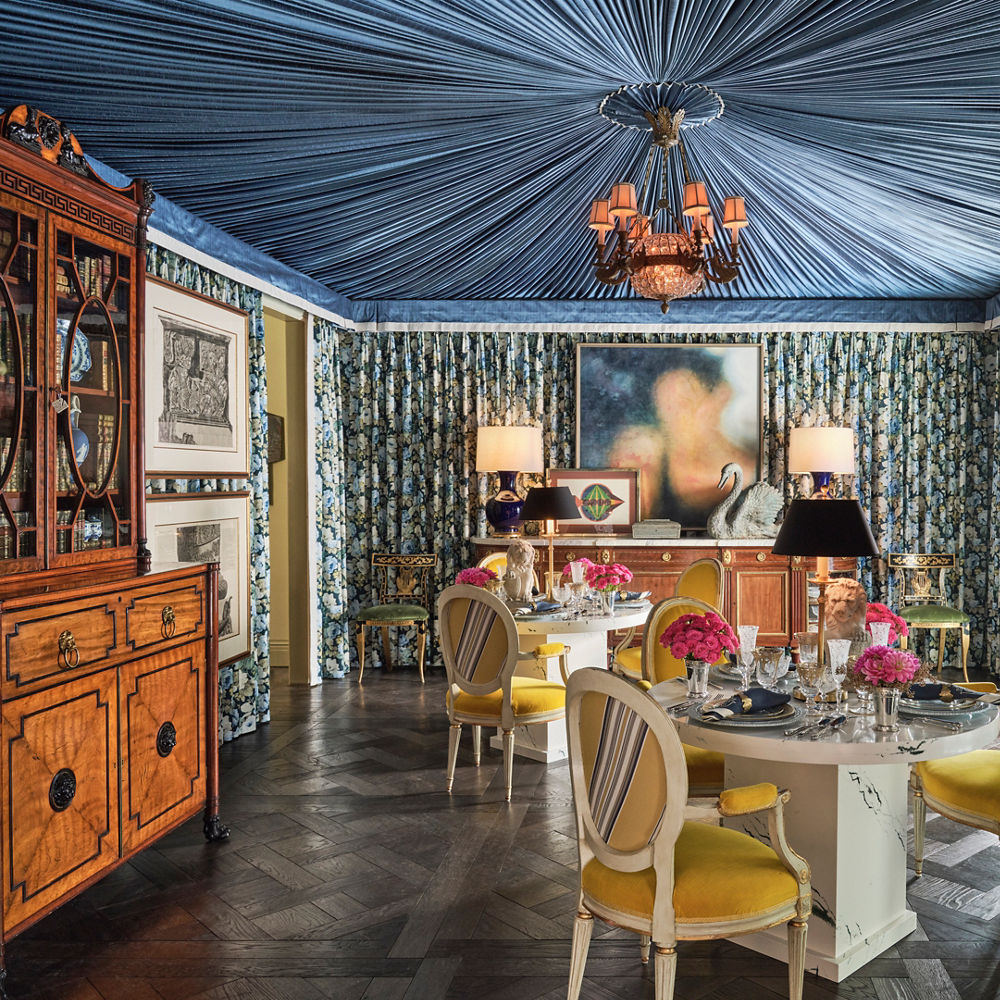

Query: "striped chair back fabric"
<box><xmin>442</xmin><ymin>592</ymin><xmax>510</xmax><ymax>688</ymax></box>
<box><xmin>588</xmin><ymin>697</ymin><xmax>652</xmax><ymax>842</ymax></box>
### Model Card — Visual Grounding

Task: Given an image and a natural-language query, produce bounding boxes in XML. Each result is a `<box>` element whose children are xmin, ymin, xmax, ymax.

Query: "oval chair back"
<box><xmin>641</xmin><ymin>596</ymin><xmax>728</xmax><ymax>685</ymax></box>
<box><xmin>675</xmin><ymin>557</ymin><xmax>724</xmax><ymax>609</ymax></box>
<box><xmin>438</xmin><ymin>584</ymin><xmax>520</xmax><ymax>727</ymax></box>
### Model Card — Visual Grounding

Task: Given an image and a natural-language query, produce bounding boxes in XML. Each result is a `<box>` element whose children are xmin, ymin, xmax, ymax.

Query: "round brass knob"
<box><xmin>58</xmin><ymin>630</ymin><xmax>80</xmax><ymax>669</ymax></box>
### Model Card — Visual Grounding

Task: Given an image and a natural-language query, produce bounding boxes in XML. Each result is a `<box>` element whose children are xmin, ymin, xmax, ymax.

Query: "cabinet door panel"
<box><xmin>120</xmin><ymin>642</ymin><xmax>206</xmax><ymax>853</ymax></box>
<box><xmin>2</xmin><ymin>669</ymin><xmax>118</xmax><ymax>931</ymax></box>
<box><xmin>732</xmin><ymin>569</ymin><xmax>789</xmax><ymax>643</ymax></box>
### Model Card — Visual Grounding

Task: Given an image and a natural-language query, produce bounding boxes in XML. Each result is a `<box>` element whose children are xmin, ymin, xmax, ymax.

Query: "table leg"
<box><xmin>724</xmin><ymin>757</ymin><xmax>916</xmax><ymax>983</ymax></box>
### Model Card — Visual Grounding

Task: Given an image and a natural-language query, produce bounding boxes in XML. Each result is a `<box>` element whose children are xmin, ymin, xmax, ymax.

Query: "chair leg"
<box><xmin>416</xmin><ymin>623</ymin><xmax>427</xmax><ymax>683</ymax></box>
<box><xmin>355</xmin><ymin>624</ymin><xmax>366</xmax><ymax>683</ymax></box>
<box><xmin>381</xmin><ymin>626</ymin><xmax>393</xmax><ymax>671</ymax></box>
<box><xmin>937</xmin><ymin>629</ymin><xmax>945</xmax><ymax>674</ymax></box>
<box><xmin>961</xmin><ymin>623</ymin><xmax>970</xmax><ymax>683</ymax></box>
<box><xmin>787</xmin><ymin>919</ymin><xmax>808</xmax><ymax>1000</ymax></box>
<box><xmin>472</xmin><ymin>725</ymin><xmax>481</xmax><ymax>766</ymax></box>
<box><xmin>639</xmin><ymin>934</ymin><xmax>651</xmax><ymax>964</ymax></box>
<box><xmin>567</xmin><ymin>912</ymin><xmax>593</xmax><ymax>1000</ymax></box>
<box><xmin>913</xmin><ymin>783</ymin><xmax>926</xmax><ymax>877</ymax></box>
<box><xmin>447</xmin><ymin>722</ymin><xmax>462</xmax><ymax>793</ymax></box>
<box><xmin>502</xmin><ymin>728</ymin><xmax>514</xmax><ymax>802</ymax></box>
<box><xmin>653</xmin><ymin>945</ymin><xmax>677</xmax><ymax>1000</ymax></box>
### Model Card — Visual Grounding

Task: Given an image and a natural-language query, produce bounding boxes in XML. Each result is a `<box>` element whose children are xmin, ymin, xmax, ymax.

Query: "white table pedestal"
<box><xmin>724</xmin><ymin>756</ymin><xmax>916</xmax><ymax>982</ymax></box>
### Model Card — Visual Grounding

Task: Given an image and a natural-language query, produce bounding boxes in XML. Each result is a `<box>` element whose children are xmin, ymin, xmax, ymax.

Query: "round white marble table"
<box><xmin>491</xmin><ymin>604</ymin><xmax>650</xmax><ymax>763</ymax></box>
<box><xmin>648</xmin><ymin>679</ymin><xmax>1000</xmax><ymax>982</ymax></box>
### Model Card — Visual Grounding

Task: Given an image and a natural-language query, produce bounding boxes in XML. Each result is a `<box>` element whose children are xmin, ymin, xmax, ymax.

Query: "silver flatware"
<box><xmin>904</xmin><ymin>715</ymin><xmax>964</xmax><ymax>731</ymax></box>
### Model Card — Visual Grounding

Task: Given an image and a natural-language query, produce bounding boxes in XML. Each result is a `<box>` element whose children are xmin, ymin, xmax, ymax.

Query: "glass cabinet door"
<box><xmin>0</xmin><ymin>206</ymin><xmax>41</xmax><ymax>566</ymax></box>
<box><xmin>53</xmin><ymin>228</ymin><xmax>133</xmax><ymax>558</ymax></box>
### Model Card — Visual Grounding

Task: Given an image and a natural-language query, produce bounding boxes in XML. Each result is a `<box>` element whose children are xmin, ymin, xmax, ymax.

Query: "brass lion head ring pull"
<box><xmin>58</xmin><ymin>630</ymin><xmax>80</xmax><ymax>669</ymax></box>
<box><xmin>161</xmin><ymin>605</ymin><xmax>176</xmax><ymax>638</ymax></box>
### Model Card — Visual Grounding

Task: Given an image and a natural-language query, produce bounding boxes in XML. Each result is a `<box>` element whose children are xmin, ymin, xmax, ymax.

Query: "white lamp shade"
<box><xmin>475</xmin><ymin>425</ymin><xmax>544</xmax><ymax>473</ymax></box>
<box><xmin>787</xmin><ymin>427</ymin><xmax>856</xmax><ymax>474</ymax></box>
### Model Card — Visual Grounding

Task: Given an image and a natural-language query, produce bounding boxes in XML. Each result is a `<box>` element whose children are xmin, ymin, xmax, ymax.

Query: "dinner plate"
<box><xmin>615</xmin><ymin>601</ymin><xmax>649</xmax><ymax>611</ymax></box>
<box><xmin>898</xmin><ymin>697</ymin><xmax>989</xmax><ymax>715</ymax></box>
<box><xmin>515</xmin><ymin>611</ymin><xmax>567</xmax><ymax>622</ymax></box>
<box><xmin>690</xmin><ymin>702</ymin><xmax>800</xmax><ymax>728</ymax></box>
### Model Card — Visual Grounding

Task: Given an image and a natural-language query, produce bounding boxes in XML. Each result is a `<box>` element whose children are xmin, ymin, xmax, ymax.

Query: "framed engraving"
<box><xmin>146</xmin><ymin>493</ymin><xmax>250</xmax><ymax>664</ymax></box>
<box><xmin>145</xmin><ymin>277</ymin><xmax>249</xmax><ymax>475</ymax></box>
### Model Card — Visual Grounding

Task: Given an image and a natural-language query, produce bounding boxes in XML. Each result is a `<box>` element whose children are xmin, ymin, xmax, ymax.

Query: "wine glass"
<box><xmin>794</xmin><ymin>632</ymin><xmax>822</xmax><ymax>715</ymax></box>
<box><xmin>756</xmin><ymin>647</ymin><xmax>784</xmax><ymax>690</ymax></box>
<box><xmin>552</xmin><ymin>582</ymin><xmax>570</xmax><ymax>605</ymax></box>
<box><xmin>826</xmin><ymin>639</ymin><xmax>852</xmax><ymax>713</ymax></box>
<box><xmin>868</xmin><ymin>621</ymin><xmax>891</xmax><ymax>647</ymax></box>
<box><xmin>737</xmin><ymin>624</ymin><xmax>759</xmax><ymax>689</ymax></box>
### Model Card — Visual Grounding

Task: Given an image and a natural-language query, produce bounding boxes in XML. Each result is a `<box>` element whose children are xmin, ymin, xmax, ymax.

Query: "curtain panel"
<box><xmin>337</xmin><ymin>327</ymin><xmax>999</xmax><ymax>675</ymax></box>
<box><xmin>146</xmin><ymin>245</ymin><xmax>271</xmax><ymax>739</ymax></box>
<box><xmin>313</xmin><ymin>318</ymin><xmax>351</xmax><ymax>678</ymax></box>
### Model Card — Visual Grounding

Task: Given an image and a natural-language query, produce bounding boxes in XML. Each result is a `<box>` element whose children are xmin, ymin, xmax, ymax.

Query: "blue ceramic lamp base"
<box><xmin>484</xmin><ymin>470</ymin><xmax>524</xmax><ymax>534</ymax></box>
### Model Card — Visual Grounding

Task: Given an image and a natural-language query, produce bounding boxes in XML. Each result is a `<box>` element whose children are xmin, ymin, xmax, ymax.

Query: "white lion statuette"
<box><xmin>503</xmin><ymin>538</ymin><xmax>536</xmax><ymax>601</ymax></box>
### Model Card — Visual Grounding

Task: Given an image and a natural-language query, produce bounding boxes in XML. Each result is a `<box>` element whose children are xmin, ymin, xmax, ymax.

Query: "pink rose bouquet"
<box><xmin>455</xmin><ymin>567</ymin><xmax>497</xmax><ymax>588</ymax></box>
<box><xmin>584</xmin><ymin>562</ymin><xmax>633</xmax><ymax>593</ymax></box>
<box><xmin>865</xmin><ymin>603</ymin><xmax>909</xmax><ymax>645</ymax></box>
<box><xmin>659</xmin><ymin>611</ymin><xmax>737</xmax><ymax>665</ymax></box>
<box><xmin>852</xmin><ymin>646</ymin><xmax>926</xmax><ymax>689</ymax></box>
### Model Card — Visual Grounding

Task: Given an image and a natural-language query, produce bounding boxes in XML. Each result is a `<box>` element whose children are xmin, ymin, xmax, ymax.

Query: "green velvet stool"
<box><xmin>887</xmin><ymin>552</ymin><xmax>969</xmax><ymax>681</ymax></box>
<box><xmin>354</xmin><ymin>552</ymin><xmax>437</xmax><ymax>683</ymax></box>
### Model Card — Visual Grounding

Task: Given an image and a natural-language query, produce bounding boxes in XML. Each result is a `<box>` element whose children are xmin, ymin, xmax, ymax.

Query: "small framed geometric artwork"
<box><xmin>547</xmin><ymin>468</ymin><xmax>639</xmax><ymax>535</ymax></box>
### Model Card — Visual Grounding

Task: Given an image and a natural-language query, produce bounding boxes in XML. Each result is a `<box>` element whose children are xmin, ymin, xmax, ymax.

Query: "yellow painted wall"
<box><xmin>264</xmin><ymin>311</ymin><xmax>290</xmax><ymax>665</ymax></box>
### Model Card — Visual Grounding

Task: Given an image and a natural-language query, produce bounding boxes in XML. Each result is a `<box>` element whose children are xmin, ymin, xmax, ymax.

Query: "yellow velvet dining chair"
<box><xmin>564</xmin><ymin>667</ymin><xmax>811</xmax><ymax>1000</ymax></box>
<box><xmin>613</xmin><ymin>560</ymin><xmax>723</xmax><ymax>678</ymax></box>
<box><xmin>911</xmin><ymin>681</ymin><xmax>1000</xmax><ymax>876</ymax></box>
<box><xmin>438</xmin><ymin>583</ymin><xmax>568</xmax><ymax>802</ymax></box>
<box><xmin>633</xmin><ymin>596</ymin><xmax>729</xmax><ymax>797</ymax></box>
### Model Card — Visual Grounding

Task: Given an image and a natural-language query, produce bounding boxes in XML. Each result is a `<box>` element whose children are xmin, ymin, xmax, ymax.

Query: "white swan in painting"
<box><xmin>706</xmin><ymin>463</ymin><xmax>782</xmax><ymax>539</ymax></box>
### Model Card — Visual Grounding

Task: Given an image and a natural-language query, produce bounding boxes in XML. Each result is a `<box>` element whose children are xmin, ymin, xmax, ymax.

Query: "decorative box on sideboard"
<box><xmin>472</xmin><ymin>536</ymin><xmax>856</xmax><ymax>646</ymax></box>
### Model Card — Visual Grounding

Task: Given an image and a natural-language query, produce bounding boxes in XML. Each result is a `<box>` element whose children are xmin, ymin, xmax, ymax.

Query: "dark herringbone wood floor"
<box><xmin>8</xmin><ymin>663</ymin><xmax>1000</xmax><ymax>999</ymax></box>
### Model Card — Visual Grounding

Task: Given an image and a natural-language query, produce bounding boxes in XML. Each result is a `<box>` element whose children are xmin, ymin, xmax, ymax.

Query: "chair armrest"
<box><xmin>714</xmin><ymin>784</ymin><xmax>812</xmax><ymax>907</ymax></box>
<box><xmin>718</xmin><ymin>782</ymin><xmax>780</xmax><ymax>816</ymax></box>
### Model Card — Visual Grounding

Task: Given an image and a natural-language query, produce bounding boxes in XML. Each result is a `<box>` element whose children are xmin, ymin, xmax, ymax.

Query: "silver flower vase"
<box><xmin>873</xmin><ymin>687</ymin><xmax>901</xmax><ymax>732</ymax></box>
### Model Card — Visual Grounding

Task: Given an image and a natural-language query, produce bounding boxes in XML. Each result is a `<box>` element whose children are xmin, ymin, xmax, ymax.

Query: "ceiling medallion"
<box><xmin>588</xmin><ymin>82</ymin><xmax>746</xmax><ymax>312</ymax></box>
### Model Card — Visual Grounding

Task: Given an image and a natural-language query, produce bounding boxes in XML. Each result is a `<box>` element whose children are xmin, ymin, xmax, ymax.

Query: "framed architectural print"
<box><xmin>145</xmin><ymin>277</ymin><xmax>249</xmax><ymax>475</ymax></box>
<box><xmin>548</xmin><ymin>468</ymin><xmax>639</xmax><ymax>535</ymax></box>
<box><xmin>146</xmin><ymin>493</ymin><xmax>251</xmax><ymax>664</ymax></box>
<box><xmin>576</xmin><ymin>343</ymin><xmax>763</xmax><ymax>529</ymax></box>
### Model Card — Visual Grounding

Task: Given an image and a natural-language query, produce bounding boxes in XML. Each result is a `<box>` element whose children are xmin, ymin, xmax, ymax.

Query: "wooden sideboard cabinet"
<box><xmin>0</xmin><ymin>563</ymin><xmax>225</xmax><ymax>957</ymax></box>
<box><xmin>472</xmin><ymin>536</ymin><xmax>856</xmax><ymax>645</ymax></box>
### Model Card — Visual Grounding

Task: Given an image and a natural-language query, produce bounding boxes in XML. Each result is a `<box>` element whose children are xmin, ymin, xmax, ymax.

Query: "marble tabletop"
<box><xmin>648</xmin><ymin>677</ymin><xmax>1000</xmax><ymax>765</ymax></box>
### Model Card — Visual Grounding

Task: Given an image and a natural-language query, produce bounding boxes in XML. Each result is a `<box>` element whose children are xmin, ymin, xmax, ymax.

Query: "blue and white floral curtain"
<box><xmin>146</xmin><ymin>245</ymin><xmax>271</xmax><ymax>739</ymax></box>
<box><xmin>336</xmin><ymin>326</ymin><xmax>1000</xmax><ymax>675</ymax></box>
<box><xmin>313</xmin><ymin>318</ymin><xmax>351</xmax><ymax>678</ymax></box>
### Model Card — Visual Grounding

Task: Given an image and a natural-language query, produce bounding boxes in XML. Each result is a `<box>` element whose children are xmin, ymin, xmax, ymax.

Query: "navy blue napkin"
<box><xmin>907</xmin><ymin>683</ymin><xmax>994</xmax><ymax>702</ymax></box>
<box><xmin>532</xmin><ymin>600</ymin><xmax>561</xmax><ymax>613</ymax></box>
<box><xmin>702</xmin><ymin>687</ymin><xmax>791</xmax><ymax>720</ymax></box>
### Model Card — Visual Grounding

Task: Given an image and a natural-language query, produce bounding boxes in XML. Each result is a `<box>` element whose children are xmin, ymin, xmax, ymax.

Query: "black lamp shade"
<box><xmin>519</xmin><ymin>486</ymin><xmax>581</xmax><ymax>522</ymax></box>
<box><xmin>772</xmin><ymin>499</ymin><xmax>879</xmax><ymax>558</ymax></box>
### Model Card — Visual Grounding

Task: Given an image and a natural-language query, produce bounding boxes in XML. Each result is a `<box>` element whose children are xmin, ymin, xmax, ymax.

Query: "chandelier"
<box><xmin>588</xmin><ymin>84</ymin><xmax>747</xmax><ymax>313</ymax></box>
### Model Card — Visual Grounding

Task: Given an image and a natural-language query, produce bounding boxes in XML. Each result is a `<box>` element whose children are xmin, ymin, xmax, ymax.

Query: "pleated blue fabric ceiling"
<box><xmin>2</xmin><ymin>0</ymin><xmax>998</xmax><ymax>305</ymax></box>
